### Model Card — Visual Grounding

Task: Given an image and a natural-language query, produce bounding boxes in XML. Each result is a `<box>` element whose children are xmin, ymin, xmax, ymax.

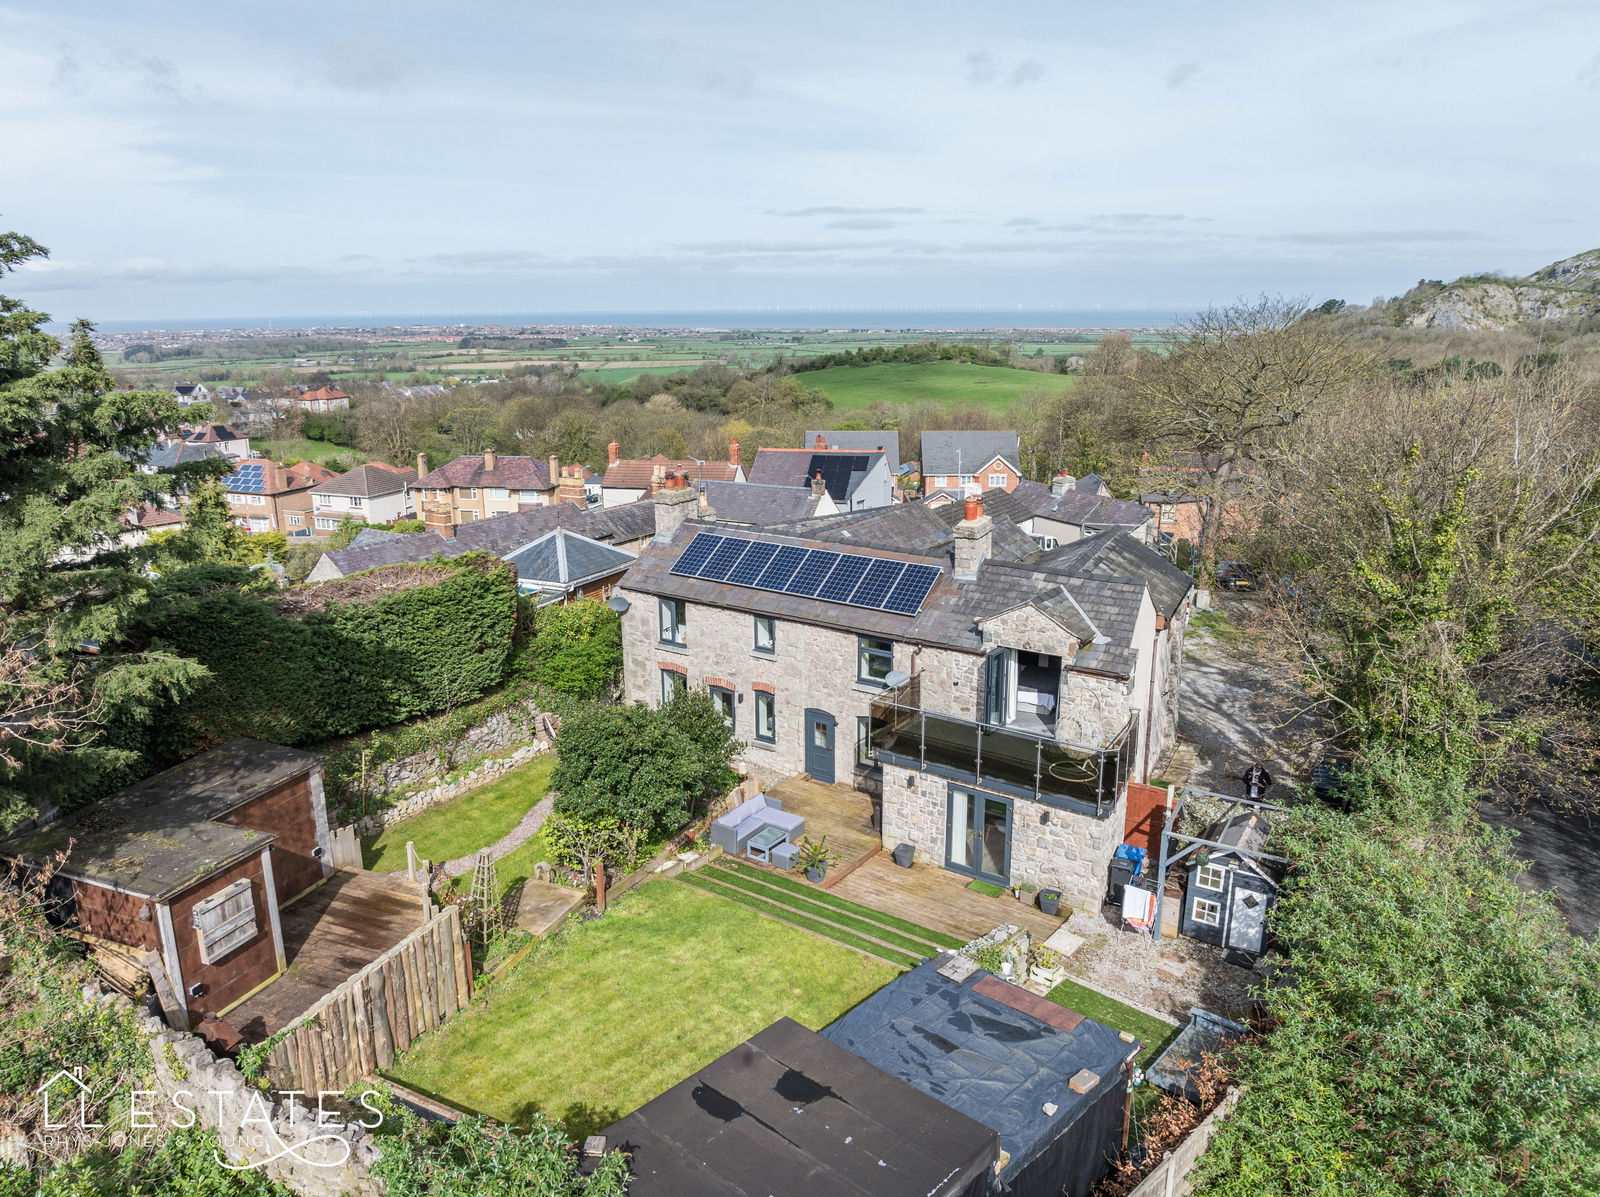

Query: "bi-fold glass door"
<box><xmin>946</xmin><ymin>787</ymin><xmax>1011</xmax><ymax>885</ymax></box>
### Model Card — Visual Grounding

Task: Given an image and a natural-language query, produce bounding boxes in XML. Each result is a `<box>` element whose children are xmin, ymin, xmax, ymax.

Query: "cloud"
<box><xmin>825</xmin><ymin>217</ymin><xmax>904</xmax><ymax>230</ymax></box>
<box><xmin>317</xmin><ymin>31</ymin><xmax>417</xmax><ymax>94</ymax></box>
<box><xmin>1091</xmin><ymin>213</ymin><xmax>1193</xmax><ymax>225</ymax></box>
<box><xmin>423</xmin><ymin>250</ymin><xmax>551</xmax><ymax>270</ymax></box>
<box><xmin>1005</xmin><ymin>217</ymin><xmax>1043</xmax><ymax>227</ymax></box>
<box><xmin>1166</xmin><ymin>61</ymin><xmax>1199</xmax><ymax>89</ymax></box>
<box><xmin>964</xmin><ymin>51</ymin><xmax>1045</xmax><ymax>88</ymax></box>
<box><xmin>768</xmin><ymin>206</ymin><xmax>927</xmax><ymax>217</ymax></box>
<box><xmin>698</xmin><ymin>66</ymin><xmax>755</xmax><ymax>98</ymax></box>
<box><xmin>1262</xmin><ymin>230</ymin><xmax>1499</xmax><ymax>247</ymax></box>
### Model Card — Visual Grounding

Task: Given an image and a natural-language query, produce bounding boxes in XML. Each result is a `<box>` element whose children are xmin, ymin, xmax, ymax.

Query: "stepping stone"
<box><xmin>1040</xmin><ymin>926</ymin><xmax>1086</xmax><ymax>957</ymax></box>
<box><xmin>514</xmin><ymin>880</ymin><xmax>584</xmax><ymax>936</ymax></box>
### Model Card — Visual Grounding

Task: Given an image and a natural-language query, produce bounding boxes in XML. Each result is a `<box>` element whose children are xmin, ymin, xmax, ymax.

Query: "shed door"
<box><xmin>1225</xmin><ymin>883</ymin><xmax>1268</xmax><ymax>952</ymax></box>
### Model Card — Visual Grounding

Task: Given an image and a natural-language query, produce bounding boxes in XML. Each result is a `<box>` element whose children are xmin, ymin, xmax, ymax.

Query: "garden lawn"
<box><xmin>388</xmin><ymin>880</ymin><xmax>895</xmax><ymax>1136</ymax></box>
<box><xmin>1045</xmin><ymin>977</ymin><xmax>1177</xmax><ymax>1068</ymax></box>
<box><xmin>362</xmin><ymin>755</ymin><xmax>557</xmax><ymax>873</ymax></box>
<box><xmin>798</xmin><ymin>361</ymin><xmax>1072</xmax><ymax>414</ymax></box>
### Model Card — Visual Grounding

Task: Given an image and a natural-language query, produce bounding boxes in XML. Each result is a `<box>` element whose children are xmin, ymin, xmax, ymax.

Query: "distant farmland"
<box><xmin>796</xmin><ymin>361</ymin><xmax>1073</xmax><ymax>414</ymax></box>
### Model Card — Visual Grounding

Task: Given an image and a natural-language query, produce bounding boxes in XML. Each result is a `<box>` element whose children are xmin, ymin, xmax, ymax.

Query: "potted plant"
<box><xmin>795</xmin><ymin>836</ymin><xmax>839</xmax><ymax>884</ymax></box>
<box><xmin>1038</xmin><ymin>888</ymin><xmax>1062</xmax><ymax>917</ymax></box>
<box><xmin>1014</xmin><ymin>881</ymin><xmax>1038</xmax><ymax>905</ymax></box>
<box><xmin>1029</xmin><ymin>947</ymin><xmax>1067</xmax><ymax>988</ymax></box>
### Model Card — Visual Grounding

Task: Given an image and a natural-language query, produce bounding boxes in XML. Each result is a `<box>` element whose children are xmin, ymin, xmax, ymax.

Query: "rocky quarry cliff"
<box><xmin>1397</xmin><ymin>249</ymin><xmax>1600</xmax><ymax>331</ymax></box>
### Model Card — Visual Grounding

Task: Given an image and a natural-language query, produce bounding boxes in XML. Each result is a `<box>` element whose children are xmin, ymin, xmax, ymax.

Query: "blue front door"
<box><xmin>804</xmin><ymin>709</ymin><xmax>836</xmax><ymax>784</ymax></box>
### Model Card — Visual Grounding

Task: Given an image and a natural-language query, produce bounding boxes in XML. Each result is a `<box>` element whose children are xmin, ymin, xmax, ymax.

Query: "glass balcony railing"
<box><xmin>869</xmin><ymin>675</ymin><xmax>1135</xmax><ymax>817</ymax></box>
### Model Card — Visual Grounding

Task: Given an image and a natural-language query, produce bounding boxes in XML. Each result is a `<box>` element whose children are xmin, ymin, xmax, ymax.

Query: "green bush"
<box><xmin>136</xmin><ymin>555</ymin><xmax>518</xmax><ymax>760</ymax></box>
<box><xmin>527</xmin><ymin>598</ymin><xmax>621</xmax><ymax>698</ymax></box>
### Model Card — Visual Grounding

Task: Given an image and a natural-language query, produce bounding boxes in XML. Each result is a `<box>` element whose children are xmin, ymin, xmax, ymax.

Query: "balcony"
<box><xmin>869</xmin><ymin>675</ymin><xmax>1135</xmax><ymax>817</ymax></box>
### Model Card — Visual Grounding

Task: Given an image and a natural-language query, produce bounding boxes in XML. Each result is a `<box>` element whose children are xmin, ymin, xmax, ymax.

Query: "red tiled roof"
<box><xmin>224</xmin><ymin>458</ymin><xmax>339</xmax><ymax>497</ymax></box>
<box><xmin>415</xmin><ymin>454</ymin><xmax>553</xmax><ymax>491</ymax></box>
<box><xmin>298</xmin><ymin>386</ymin><xmax>350</xmax><ymax>402</ymax></box>
<box><xmin>602</xmin><ymin>455</ymin><xmax>738</xmax><ymax>490</ymax></box>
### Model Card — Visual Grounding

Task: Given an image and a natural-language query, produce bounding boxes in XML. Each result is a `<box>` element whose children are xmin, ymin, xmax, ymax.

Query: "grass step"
<box><xmin>679</xmin><ymin>872</ymin><xmax>920</xmax><ymax>969</ymax></box>
<box><xmin>698</xmin><ymin>869</ymin><xmax>946</xmax><ymax>958</ymax></box>
<box><xmin>711</xmin><ymin>860</ymin><xmax>964</xmax><ymax>950</ymax></box>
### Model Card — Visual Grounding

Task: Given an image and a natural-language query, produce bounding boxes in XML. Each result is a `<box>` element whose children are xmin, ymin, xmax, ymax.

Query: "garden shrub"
<box><xmin>526</xmin><ymin>597</ymin><xmax>622</xmax><ymax>698</ymax></box>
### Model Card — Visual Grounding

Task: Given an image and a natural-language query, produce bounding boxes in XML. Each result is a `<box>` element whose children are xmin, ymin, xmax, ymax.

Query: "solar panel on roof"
<box><xmin>669</xmin><ymin>532</ymin><xmax>723</xmax><ymax>577</ymax></box>
<box><xmin>809</xmin><ymin>453</ymin><xmax>869</xmax><ymax>500</ymax></box>
<box><xmin>850</xmin><ymin>559</ymin><xmax>907</xmax><ymax>607</ymax></box>
<box><xmin>756</xmin><ymin>544</ymin><xmax>808</xmax><ymax>590</ymax></box>
<box><xmin>816</xmin><ymin>555</ymin><xmax>870</xmax><ymax>603</ymax></box>
<box><xmin>883</xmin><ymin>563</ymin><xmax>940</xmax><ymax>613</ymax></box>
<box><xmin>726</xmin><ymin>541</ymin><xmax>778</xmax><ymax>585</ymax></box>
<box><xmin>700</xmin><ymin>537</ymin><xmax>753</xmax><ymax>581</ymax></box>
<box><xmin>787</xmin><ymin>550</ymin><xmax>843</xmax><ymax>597</ymax></box>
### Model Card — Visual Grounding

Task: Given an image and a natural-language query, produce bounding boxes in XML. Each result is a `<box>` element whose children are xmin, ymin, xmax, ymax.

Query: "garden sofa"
<box><xmin>711</xmin><ymin>793</ymin><xmax>805</xmax><ymax>857</ymax></box>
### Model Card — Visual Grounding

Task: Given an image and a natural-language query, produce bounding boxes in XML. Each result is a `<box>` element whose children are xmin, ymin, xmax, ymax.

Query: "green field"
<box><xmin>253</xmin><ymin>437</ymin><xmax>367</xmax><ymax>468</ymax></box>
<box><xmin>797</xmin><ymin>361</ymin><xmax>1073</xmax><ymax>414</ymax></box>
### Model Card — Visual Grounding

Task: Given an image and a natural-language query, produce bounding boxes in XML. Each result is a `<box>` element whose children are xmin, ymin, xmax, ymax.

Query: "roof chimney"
<box><xmin>607</xmin><ymin>438</ymin><xmax>620</xmax><ymax>465</ymax></box>
<box><xmin>548</xmin><ymin>455</ymin><xmax>559</xmax><ymax>487</ymax></box>
<box><xmin>654</xmin><ymin>470</ymin><xmax>698</xmax><ymax>542</ymax></box>
<box><xmin>811</xmin><ymin>471</ymin><xmax>827</xmax><ymax>497</ymax></box>
<box><xmin>697</xmin><ymin>485</ymin><xmax>717</xmax><ymax>522</ymax></box>
<box><xmin>416</xmin><ymin>452</ymin><xmax>428</xmax><ymax>478</ymax></box>
<box><xmin>953</xmin><ymin>495</ymin><xmax>993</xmax><ymax>581</ymax></box>
<box><xmin>728</xmin><ymin>438</ymin><xmax>740</xmax><ymax>468</ymax></box>
<box><xmin>814</xmin><ymin>434</ymin><xmax>826</xmax><ymax>449</ymax></box>
<box><xmin>1052</xmin><ymin>471</ymin><xmax>1076</xmax><ymax>498</ymax></box>
<box><xmin>483</xmin><ymin>448</ymin><xmax>497</xmax><ymax>473</ymax></box>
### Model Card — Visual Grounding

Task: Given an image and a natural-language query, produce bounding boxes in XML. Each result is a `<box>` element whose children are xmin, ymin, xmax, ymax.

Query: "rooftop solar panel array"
<box><xmin>221</xmin><ymin>463</ymin><xmax>267</xmax><ymax>493</ymax></box>
<box><xmin>669</xmin><ymin>532</ymin><xmax>940</xmax><ymax>615</ymax></box>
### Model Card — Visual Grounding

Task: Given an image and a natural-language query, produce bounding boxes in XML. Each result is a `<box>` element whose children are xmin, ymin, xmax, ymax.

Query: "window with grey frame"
<box><xmin>660</xmin><ymin>668</ymin><xmax>687</xmax><ymax>703</ymax></box>
<box><xmin>754</xmin><ymin>690</ymin><xmax>776</xmax><ymax>742</ymax></box>
<box><xmin>658</xmin><ymin>597</ymin><xmax>686</xmax><ymax>645</ymax></box>
<box><xmin>857</xmin><ymin>635</ymin><xmax>894</xmax><ymax>686</ymax></box>
<box><xmin>856</xmin><ymin>716</ymin><xmax>877</xmax><ymax>768</ymax></box>
<box><xmin>753</xmin><ymin>615</ymin><xmax>776</xmax><ymax>655</ymax></box>
<box><xmin>709</xmin><ymin>685</ymin><xmax>735</xmax><ymax>731</ymax></box>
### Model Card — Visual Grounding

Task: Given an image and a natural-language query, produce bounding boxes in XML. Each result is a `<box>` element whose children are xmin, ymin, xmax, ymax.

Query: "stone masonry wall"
<box><xmin>362</xmin><ymin>699</ymin><xmax>552</xmax><ymax>795</ymax></box>
<box><xmin>95</xmin><ymin>985</ymin><xmax>384</xmax><ymax>1196</ymax></box>
<box><xmin>353</xmin><ymin>741</ymin><xmax>553</xmax><ymax>837</ymax></box>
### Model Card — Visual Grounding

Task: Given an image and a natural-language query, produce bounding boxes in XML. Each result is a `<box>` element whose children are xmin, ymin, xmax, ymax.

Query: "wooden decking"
<box><xmin>224</xmin><ymin>869</ymin><xmax>427</xmax><ymax>1043</ymax></box>
<box><xmin>753</xmin><ymin>775</ymin><xmax>1066</xmax><ymax>943</ymax></box>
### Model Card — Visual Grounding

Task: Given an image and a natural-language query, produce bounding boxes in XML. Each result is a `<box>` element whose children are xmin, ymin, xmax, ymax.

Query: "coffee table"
<box><xmin>747</xmin><ymin>824</ymin><xmax>789</xmax><ymax>864</ymax></box>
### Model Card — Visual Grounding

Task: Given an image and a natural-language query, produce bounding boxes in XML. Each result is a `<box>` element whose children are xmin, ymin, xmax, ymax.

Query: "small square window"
<box><xmin>192</xmin><ymin>879</ymin><xmax>258</xmax><ymax>964</ymax></box>
<box><xmin>754</xmin><ymin>691</ymin><xmax>775</xmax><ymax>743</ymax></box>
<box><xmin>753</xmin><ymin>616</ymin><xmax>776</xmax><ymax>654</ymax></box>
<box><xmin>1194</xmin><ymin>864</ymin><xmax>1227</xmax><ymax>892</ymax></box>
<box><xmin>660</xmin><ymin>668</ymin><xmax>687</xmax><ymax>703</ymax></box>
<box><xmin>659</xmin><ymin>598</ymin><xmax>686</xmax><ymax>646</ymax></box>
<box><xmin>857</xmin><ymin>636</ymin><xmax>894</xmax><ymax>686</ymax></box>
<box><xmin>1192</xmin><ymin>897</ymin><xmax>1222</xmax><ymax>928</ymax></box>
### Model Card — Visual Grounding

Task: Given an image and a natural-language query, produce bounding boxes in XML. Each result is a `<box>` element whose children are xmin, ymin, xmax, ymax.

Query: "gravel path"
<box><xmin>438</xmin><ymin>793</ymin><xmax>556</xmax><ymax>879</ymax></box>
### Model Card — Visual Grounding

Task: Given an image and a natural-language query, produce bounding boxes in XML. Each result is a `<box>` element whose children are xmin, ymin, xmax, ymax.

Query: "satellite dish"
<box><xmin>606</xmin><ymin>595</ymin><xmax>631</xmax><ymax>613</ymax></box>
<box><xmin>884</xmin><ymin>669</ymin><xmax>911</xmax><ymax>688</ymax></box>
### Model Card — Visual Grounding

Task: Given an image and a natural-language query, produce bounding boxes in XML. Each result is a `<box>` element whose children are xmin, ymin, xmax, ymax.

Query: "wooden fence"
<box><xmin>329</xmin><ymin>824</ymin><xmax>363</xmax><ymax>870</ymax></box>
<box><xmin>1124</xmin><ymin>1088</ymin><xmax>1240</xmax><ymax>1197</ymax></box>
<box><xmin>262</xmin><ymin>903</ymin><xmax>472</xmax><ymax>1093</ymax></box>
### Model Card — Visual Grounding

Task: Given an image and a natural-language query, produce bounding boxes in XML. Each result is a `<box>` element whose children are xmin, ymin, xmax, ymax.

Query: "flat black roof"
<box><xmin>821</xmin><ymin>959</ymin><xmax>1138</xmax><ymax>1182</ymax></box>
<box><xmin>0</xmin><ymin>738</ymin><xmax>319</xmax><ymax>898</ymax></box>
<box><xmin>604</xmin><ymin>1017</ymin><xmax>998</xmax><ymax>1197</ymax></box>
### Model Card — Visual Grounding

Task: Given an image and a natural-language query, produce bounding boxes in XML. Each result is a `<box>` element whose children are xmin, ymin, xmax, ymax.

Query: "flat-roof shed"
<box><xmin>603</xmin><ymin>1016</ymin><xmax>999</xmax><ymax>1196</ymax></box>
<box><xmin>821</xmin><ymin>958</ymin><xmax>1139</xmax><ymax>1197</ymax></box>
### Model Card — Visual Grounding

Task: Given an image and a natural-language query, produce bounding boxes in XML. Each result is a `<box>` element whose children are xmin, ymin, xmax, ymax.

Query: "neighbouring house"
<box><xmin>920</xmin><ymin>430</ymin><xmax>1023</xmax><ymax>498</ymax></box>
<box><xmin>136</xmin><ymin>439</ymin><xmax>226</xmax><ymax>474</ymax></box>
<box><xmin>821</xmin><ymin>958</ymin><xmax>1139</xmax><ymax>1197</ymax></box>
<box><xmin>0</xmin><ymin>739</ymin><xmax>333</xmax><ymax>1029</ymax></box>
<box><xmin>172</xmin><ymin>381</ymin><xmax>211</xmax><ymax>406</ymax></box>
<box><xmin>960</xmin><ymin>477</ymin><xmax>1154</xmax><ymax>549</ymax></box>
<box><xmin>413</xmin><ymin>450</ymin><xmax>587</xmax><ymax>531</ymax></box>
<box><xmin>1178</xmin><ymin>807</ymin><xmax>1282</xmax><ymax>954</ymax></box>
<box><xmin>602</xmin><ymin>1016</ymin><xmax>1000</xmax><ymax>1197</ymax></box>
<box><xmin>308</xmin><ymin>462</ymin><xmax>417</xmax><ymax>531</ymax></box>
<box><xmin>305</xmin><ymin>497</ymin><xmax>654</xmax><ymax>582</ymax></box>
<box><xmin>694</xmin><ymin>479</ymin><xmax>838</xmax><ymax>526</ymax></box>
<box><xmin>616</xmin><ymin>480</ymin><xmax>1193</xmax><ymax>912</ymax></box>
<box><xmin>292</xmin><ymin>385</ymin><xmax>351</xmax><ymax>412</ymax></box>
<box><xmin>804</xmin><ymin>429</ymin><xmax>902</xmax><ymax>476</ymax></box>
<box><xmin>220</xmin><ymin>458</ymin><xmax>340</xmax><ymax>536</ymax></box>
<box><xmin>178</xmin><ymin>422</ymin><xmax>252</xmax><ymax>459</ymax></box>
<box><xmin>118</xmin><ymin>503</ymin><xmax>186</xmax><ymax>547</ymax></box>
<box><xmin>747</xmin><ymin>439</ymin><xmax>895</xmax><ymax>510</ymax></box>
<box><xmin>501</xmin><ymin>527</ymin><xmax>636</xmax><ymax>604</ymax></box>
<box><xmin>600</xmin><ymin>440</ymin><xmax>746</xmax><ymax>507</ymax></box>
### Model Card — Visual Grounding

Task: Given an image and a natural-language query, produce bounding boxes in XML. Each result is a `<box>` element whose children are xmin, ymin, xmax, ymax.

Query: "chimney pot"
<box><xmin>416</xmin><ymin>452</ymin><xmax>428</xmax><ymax>478</ymax></box>
<box><xmin>607</xmin><ymin>439</ymin><xmax>620</xmax><ymax>465</ymax></box>
<box><xmin>964</xmin><ymin>496</ymin><xmax>982</xmax><ymax>522</ymax></box>
<box><xmin>814</xmin><ymin>434</ymin><xmax>826</xmax><ymax>449</ymax></box>
<box><xmin>728</xmin><ymin>438</ymin><xmax>740</xmax><ymax>468</ymax></box>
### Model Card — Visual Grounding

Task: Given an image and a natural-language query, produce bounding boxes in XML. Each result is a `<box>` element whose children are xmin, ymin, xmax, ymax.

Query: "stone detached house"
<box><xmin>747</xmin><ymin>439</ymin><xmax>896</xmax><ymax>510</ymax></box>
<box><xmin>308</xmin><ymin>462</ymin><xmax>417</xmax><ymax>532</ymax></box>
<box><xmin>920</xmin><ymin>430</ymin><xmax>1022</xmax><ymax>498</ymax></box>
<box><xmin>221</xmin><ymin>458</ymin><xmax>340</xmax><ymax>536</ymax></box>
<box><xmin>617</xmin><ymin>478</ymin><xmax>1192</xmax><ymax>913</ymax></box>
<box><xmin>413</xmin><ymin>450</ymin><xmax>589</xmax><ymax>532</ymax></box>
<box><xmin>600</xmin><ymin>440</ymin><xmax>746</xmax><ymax>507</ymax></box>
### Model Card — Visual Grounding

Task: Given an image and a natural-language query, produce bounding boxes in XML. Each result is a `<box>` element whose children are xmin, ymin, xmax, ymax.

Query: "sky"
<box><xmin>1</xmin><ymin>0</ymin><xmax>1597</xmax><ymax>322</ymax></box>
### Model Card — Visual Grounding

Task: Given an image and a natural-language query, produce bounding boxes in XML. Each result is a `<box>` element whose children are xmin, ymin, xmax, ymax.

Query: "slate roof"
<box><xmin>620</xmin><ymin>505</ymin><xmax>1191</xmax><ymax>676</ymax></box>
<box><xmin>747</xmin><ymin>448</ymin><xmax>884</xmax><ymax>502</ymax></box>
<box><xmin>603</xmin><ymin>1017</ymin><xmax>997</xmax><ymax>1197</ymax></box>
<box><xmin>315</xmin><ymin>499</ymin><xmax>655</xmax><ymax>578</ymax></box>
<box><xmin>821</xmin><ymin>959</ymin><xmax>1135</xmax><ymax>1190</ymax></box>
<box><xmin>181</xmin><ymin>423</ymin><xmax>247</xmax><ymax>445</ymax></box>
<box><xmin>0</xmin><ymin>739</ymin><xmax>320</xmax><ymax>897</ymax></box>
<box><xmin>696</xmin><ymin>481</ymin><xmax>821</xmax><ymax>526</ymax></box>
<box><xmin>603</xmin><ymin>455</ymin><xmax>740</xmax><ymax>491</ymax></box>
<box><xmin>345</xmin><ymin>527</ymin><xmax>407</xmax><ymax>551</ymax></box>
<box><xmin>1032</xmin><ymin>490</ymin><xmax>1152</xmax><ymax>533</ymax></box>
<box><xmin>141</xmin><ymin>441</ymin><xmax>225</xmax><ymax>470</ymax></box>
<box><xmin>804</xmin><ymin>430</ymin><xmax>900</xmax><ymax>474</ymax></box>
<box><xmin>312</xmin><ymin>463</ymin><xmax>416</xmax><ymax>498</ymax></box>
<box><xmin>919</xmin><ymin>430</ymin><xmax>1019</xmax><ymax>476</ymax></box>
<box><xmin>416</xmin><ymin>454</ymin><xmax>552</xmax><ymax>491</ymax></box>
<box><xmin>502</xmin><ymin>528</ymin><xmax>635</xmax><ymax>588</ymax></box>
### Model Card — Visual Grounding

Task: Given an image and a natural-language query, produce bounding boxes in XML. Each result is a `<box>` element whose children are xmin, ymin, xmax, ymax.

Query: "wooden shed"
<box><xmin>0</xmin><ymin>739</ymin><xmax>332</xmax><ymax>1028</ymax></box>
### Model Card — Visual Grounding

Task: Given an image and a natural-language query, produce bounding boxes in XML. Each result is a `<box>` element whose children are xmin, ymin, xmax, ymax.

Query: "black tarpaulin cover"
<box><xmin>603</xmin><ymin>1016</ymin><xmax>999</xmax><ymax>1197</ymax></box>
<box><xmin>821</xmin><ymin>959</ymin><xmax>1136</xmax><ymax>1197</ymax></box>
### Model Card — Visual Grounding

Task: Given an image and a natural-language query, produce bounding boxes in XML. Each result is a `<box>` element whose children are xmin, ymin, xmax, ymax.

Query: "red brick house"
<box><xmin>0</xmin><ymin>740</ymin><xmax>333</xmax><ymax>1028</ymax></box>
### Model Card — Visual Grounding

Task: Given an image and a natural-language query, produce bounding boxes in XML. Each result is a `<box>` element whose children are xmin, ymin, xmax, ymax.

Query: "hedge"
<box><xmin>138</xmin><ymin>554</ymin><xmax>519</xmax><ymax>761</ymax></box>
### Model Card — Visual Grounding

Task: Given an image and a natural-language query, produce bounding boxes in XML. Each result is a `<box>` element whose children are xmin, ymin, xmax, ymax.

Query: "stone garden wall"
<box><xmin>353</xmin><ymin>741</ymin><xmax>554</xmax><ymax>837</ymax></box>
